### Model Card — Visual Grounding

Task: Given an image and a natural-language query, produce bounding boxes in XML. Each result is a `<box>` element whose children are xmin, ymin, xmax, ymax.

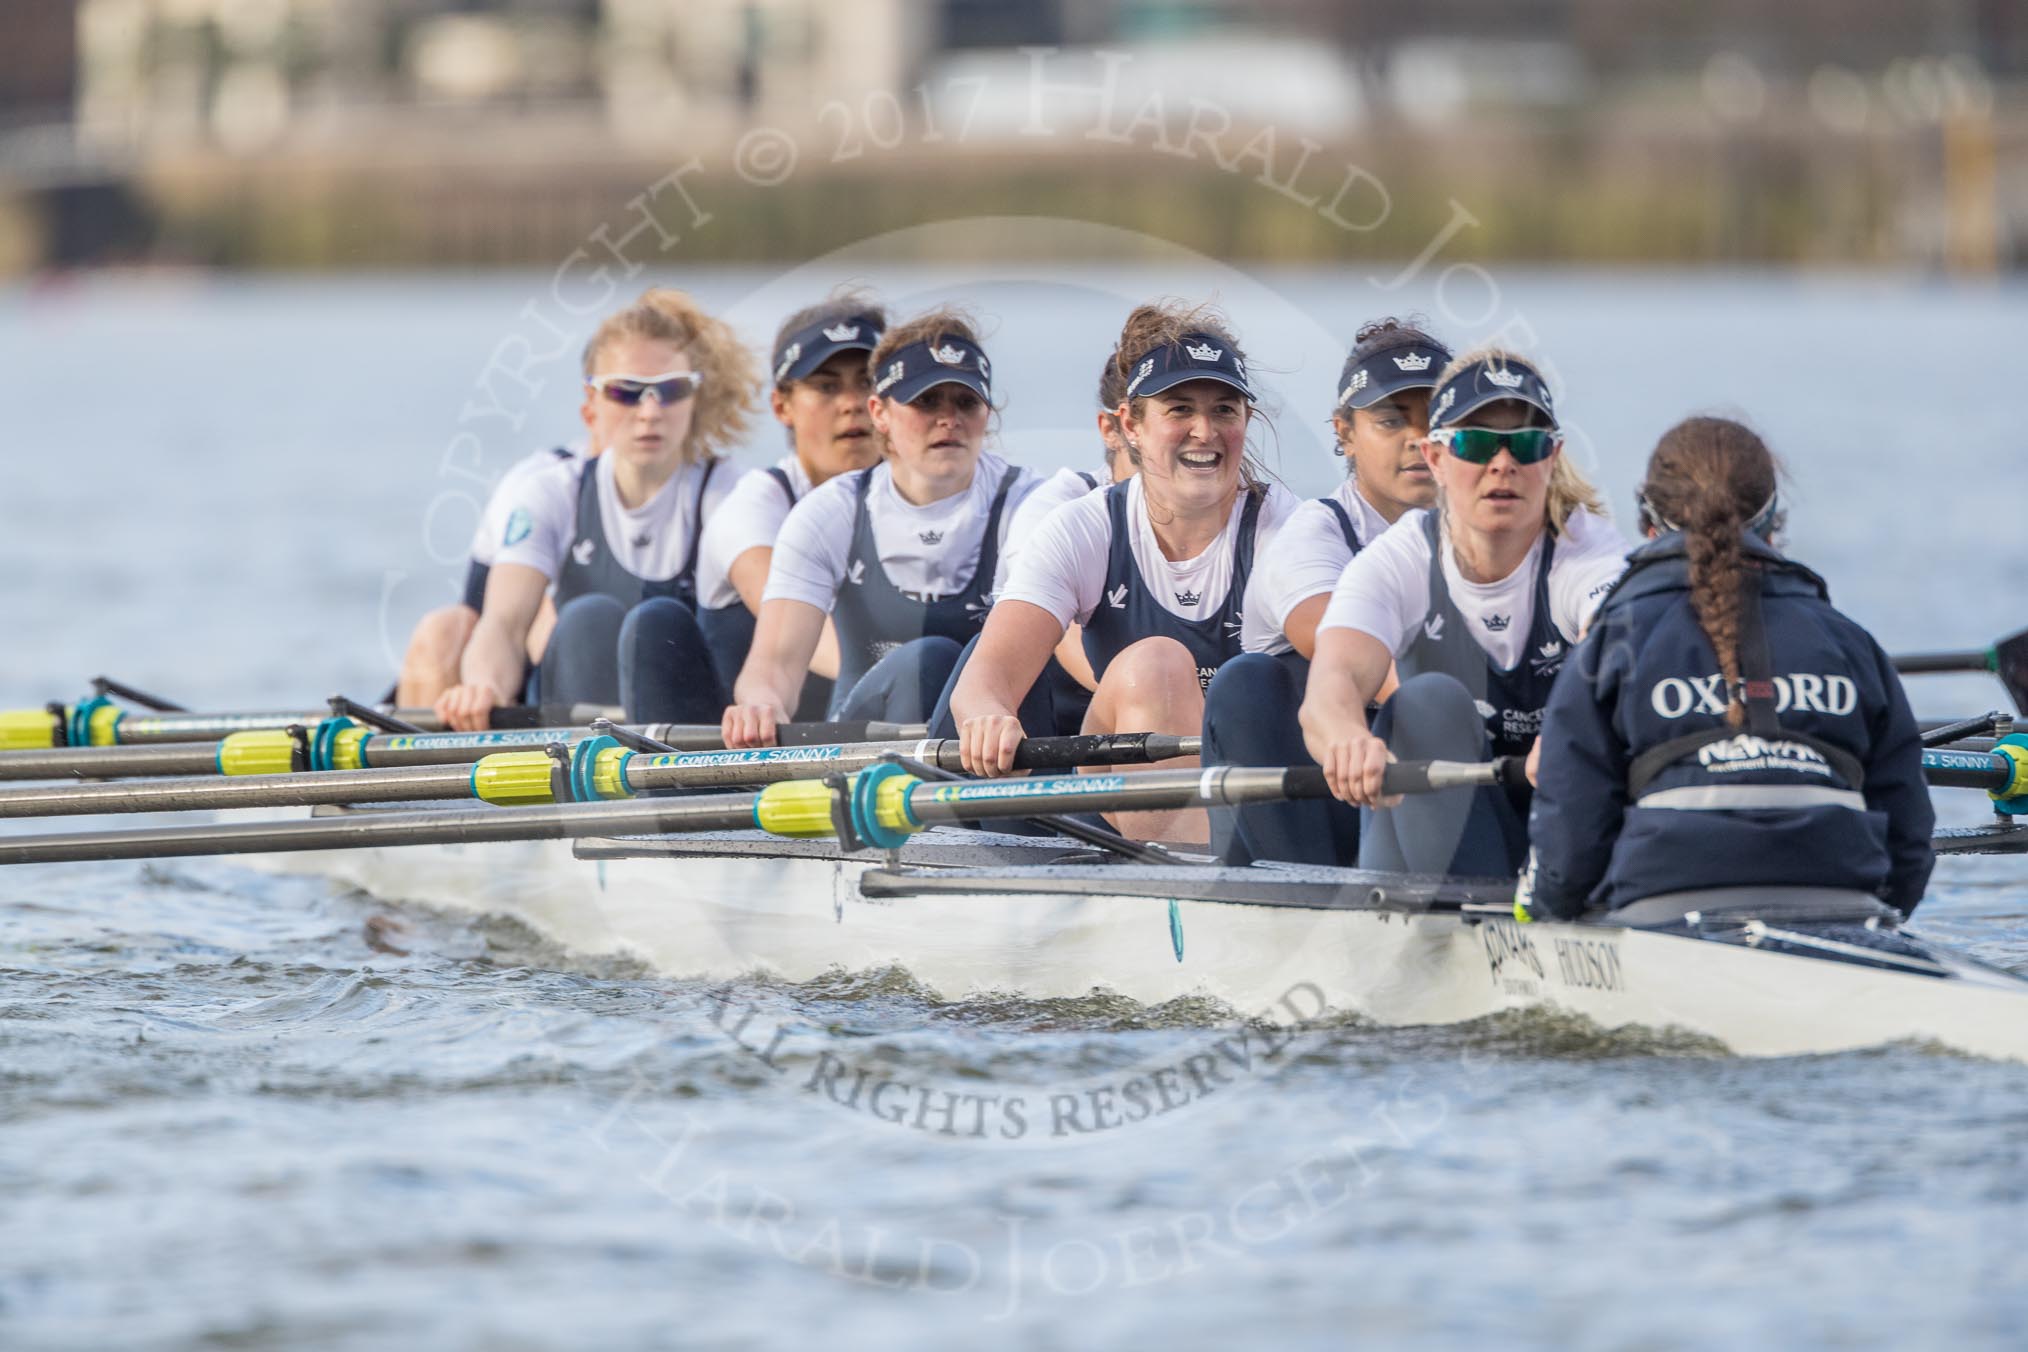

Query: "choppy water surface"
<box><xmin>3</xmin><ymin>268</ymin><xmax>2027</xmax><ymax>1348</ymax></box>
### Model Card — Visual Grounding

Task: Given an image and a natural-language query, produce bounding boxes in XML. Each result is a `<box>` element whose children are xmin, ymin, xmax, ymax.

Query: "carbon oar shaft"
<box><xmin>0</xmin><ymin>720</ymin><xmax>935</xmax><ymax>782</ymax></box>
<box><xmin>0</xmin><ymin>734</ymin><xmax>1199</xmax><ymax>819</ymax></box>
<box><xmin>0</xmin><ymin>760</ymin><xmax>1340</xmax><ymax>866</ymax></box>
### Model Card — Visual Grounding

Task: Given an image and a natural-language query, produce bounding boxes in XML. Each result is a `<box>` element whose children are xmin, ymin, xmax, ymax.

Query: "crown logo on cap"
<box><xmin>931</xmin><ymin>343</ymin><xmax>967</xmax><ymax>365</ymax></box>
<box><xmin>1340</xmin><ymin>370</ymin><xmax>1369</xmax><ymax>403</ymax></box>
<box><xmin>1184</xmin><ymin>341</ymin><xmax>1223</xmax><ymax>362</ymax></box>
<box><xmin>1485</xmin><ymin>367</ymin><xmax>1525</xmax><ymax>389</ymax></box>
<box><xmin>822</xmin><ymin>323</ymin><xmax>860</xmax><ymax>342</ymax></box>
<box><xmin>1393</xmin><ymin>352</ymin><xmax>1432</xmax><ymax>372</ymax></box>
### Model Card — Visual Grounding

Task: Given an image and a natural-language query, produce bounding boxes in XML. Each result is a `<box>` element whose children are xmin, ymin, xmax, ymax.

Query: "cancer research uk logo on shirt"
<box><xmin>502</xmin><ymin>508</ymin><xmax>533</xmax><ymax>548</ymax></box>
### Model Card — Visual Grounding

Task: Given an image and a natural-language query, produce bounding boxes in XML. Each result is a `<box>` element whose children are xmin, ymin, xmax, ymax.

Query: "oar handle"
<box><xmin>1895</xmin><ymin>650</ymin><xmax>1995</xmax><ymax>675</ymax></box>
<box><xmin>1277</xmin><ymin>757</ymin><xmax>1525</xmax><ymax>800</ymax></box>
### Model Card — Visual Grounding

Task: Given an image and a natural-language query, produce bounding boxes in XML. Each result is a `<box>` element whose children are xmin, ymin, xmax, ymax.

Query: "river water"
<box><xmin>2</xmin><ymin>264</ymin><xmax>2026</xmax><ymax>1349</ymax></box>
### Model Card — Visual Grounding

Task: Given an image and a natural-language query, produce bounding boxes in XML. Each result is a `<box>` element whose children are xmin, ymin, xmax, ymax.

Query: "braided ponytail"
<box><xmin>1638</xmin><ymin>417</ymin><xmax>1782</xmax><ymax>728</ymax></box>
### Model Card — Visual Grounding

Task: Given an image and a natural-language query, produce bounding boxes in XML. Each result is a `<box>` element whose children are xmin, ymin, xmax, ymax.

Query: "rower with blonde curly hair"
<box><xmin>436</xmin><ymin>287</ymin><xmax>759</xmax><ymax>730</ymax></box>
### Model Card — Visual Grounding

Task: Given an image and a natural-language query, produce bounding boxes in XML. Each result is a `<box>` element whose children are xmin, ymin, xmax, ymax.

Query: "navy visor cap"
<box><xmin>1335</xmin><ymin>340</ymin><xmax>1451</xmax><ymax>410</ymax></box>
<box><xmin>773</xmin><ymin>312</ymin><xmax>885</xmax><ymax>385</ymax></box>
<box><xmin>1427</xmin><ymin>354</ymin><xmax>1557</xmax><ymax>429</ymax></box>
<box><xmin>872</xmin><ymin>335</ymin><xmax>992</xmax><ymax>404</ymax></box>
<box><xmin>1124</xmin><ymin>333</ymin><xmax>1254</xmax><ymax>402</ymax></box>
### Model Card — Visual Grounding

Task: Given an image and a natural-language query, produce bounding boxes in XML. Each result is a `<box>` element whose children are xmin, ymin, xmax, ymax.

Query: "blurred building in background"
<box><xmin>0</xmin><ymin>0</ymin><xmax>2021</xmax><ymax>272</ymax></box>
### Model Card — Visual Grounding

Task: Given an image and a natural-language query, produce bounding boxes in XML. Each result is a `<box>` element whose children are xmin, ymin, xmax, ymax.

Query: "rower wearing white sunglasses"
<box><xmin>435</xmin><ymin>288</ymin><xmax>757</xmax><ymax>732</ymax></box>
<box><xmin>1298</xmin><ymin>349</ymin><xmax>1630</xmax><ymax>877</ymax></box>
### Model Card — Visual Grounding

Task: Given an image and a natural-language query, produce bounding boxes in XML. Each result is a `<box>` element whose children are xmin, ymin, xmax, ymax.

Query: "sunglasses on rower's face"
<box><xmin>586</xmin><ymin>371</ymin><xmax>703</xmax><ymax>406</ymax></box>
<box><xmin>1428</xmin><ymin>426</ymin><xmax>1560</xmax><ymax>466</ymax></box>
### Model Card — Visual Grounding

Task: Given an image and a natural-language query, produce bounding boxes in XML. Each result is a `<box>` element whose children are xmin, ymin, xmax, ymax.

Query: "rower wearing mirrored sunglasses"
<box><xmin>435</xmin><ymin>288</ymin><xmax>757</xmax><ymax>732</ymax></box>
<box><xmin>1201</xmin><ymin>317</ymin><xmax>1451</xmax><ymax>866</ymax></box>
<box><xmin>1298</xmin><ymin>349</ymin><xmax>1631</xmax><ymax>877</ymax></box>
<box><xmin>692</xmin><ymin>291</ymin><xmax>889</xmax><ymax>720</ymax></box>
<box><xmin>722</xmin><ymin>307</ymin><xmax>1042</xmax><ymax>746</ymax></box>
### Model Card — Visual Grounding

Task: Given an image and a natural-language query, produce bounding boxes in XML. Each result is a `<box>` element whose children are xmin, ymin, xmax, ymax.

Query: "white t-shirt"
<box><xmin>494</xmin><ymin>452</ymin><xmax>736</xmax><ymax>583</ymax></box>
<box><xmin>470</xmin><ymin>445</ymin><xmax>585</xmax><ymax>566</ymax></box>
<box><xmin>694</xmin><ymin>455</ymin><xmax>812</xmax><ymax>610</ymax></box>
<box><xmin>762</xmin><ymin>452</ymin><xmax>1041</xmax><ymax>612</ymax></box>
<box><xmin>1241</xmin><ymin>478</ymin><xmax>1395</xmax><ymax>655</ymax></box>
<box><xmin>1000</xmin><ymin>476</ymin><xmax>1303</xmax><ymax>630</ymax></box>
<box><xmin>1003</xmin><ymin>465</ymin><xmax>1104</xmax><ymax>575</ymax></box>
<box><xmin>1318</xmin><ymin>506</ymin><xmax>1629</xmax><ymax>668</ymax></box>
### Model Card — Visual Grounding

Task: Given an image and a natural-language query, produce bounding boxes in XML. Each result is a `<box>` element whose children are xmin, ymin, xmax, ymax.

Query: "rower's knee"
<box><xmin>1203</xmin><ymin>652</ymin><xmax>1301</xmax><ymax>764</ymax></box>
<box><xmin>1376</xmin><ymin>672</ymin><xmax>1488</xmax><ymax>763</ymax></box>
<box><xmin>1095</xmin><ymin>636</ymin><xmax>1204</xmax><ymax>731</ymax></box>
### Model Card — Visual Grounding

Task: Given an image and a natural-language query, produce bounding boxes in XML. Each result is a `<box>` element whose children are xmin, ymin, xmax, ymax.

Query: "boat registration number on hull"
<box><xmin>1478</xmin><ymin>920</ymin><xmax>1626</xmax><ymax>998</ymax></box>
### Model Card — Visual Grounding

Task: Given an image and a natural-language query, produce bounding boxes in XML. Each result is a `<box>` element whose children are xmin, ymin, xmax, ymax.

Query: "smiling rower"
<box><xmin>693</xmin><ymin>294</ymin><xmax>887</xmax><ymax>719</ymax></box>
<box><xmin>1298</xmin><ymin>349</ymin><xmax>1629</xmax><ymax>876</ymax></box>
<box><xmin>948</xmin><ymin>302</ymin><xmax>1300</xmax><ymax>842</ymax></box>
<box><xmin>1202</xmin><ymin>318</ymin><xmax>1452</xmax><ymax>865</ymax></box>
<box><xmin>722</xmin><ymin>308</ymin><xmax>1040</xmax><ymax>745</ymax></box>
<box><xmin>434</xmin><ymin>289</ymin><xmax>757</xmax><ymax>731</ymax></box>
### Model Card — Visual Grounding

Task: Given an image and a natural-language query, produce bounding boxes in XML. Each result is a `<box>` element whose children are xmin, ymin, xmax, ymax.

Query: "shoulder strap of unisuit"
<box><xmin>765</xmin><ymin>464</ymin><xmax>795</xmax><ymax>508</ymax></box>
<box><xmin>1626</xmin><ymin>567</ymin><xmax>1865</xmax><ymax>797</ymax></box>
<box><xmin>680</xmin><ymin>457</ymin><xmax>720</xmax><ymax>581</ymax></box>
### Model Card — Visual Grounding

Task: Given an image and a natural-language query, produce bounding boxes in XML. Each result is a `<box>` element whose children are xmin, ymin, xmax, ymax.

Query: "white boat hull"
<box><xmin>265</xmin><ymin>828</ymin><xmax>2028</xmax><ymax>1063</ymax></box>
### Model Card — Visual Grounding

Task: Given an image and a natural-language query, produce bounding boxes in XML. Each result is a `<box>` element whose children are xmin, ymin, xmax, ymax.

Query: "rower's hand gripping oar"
<box><xmin>1895</xmin><ymin>628</ymin><xmax>2028</xmax><ymax>714</ymax></box>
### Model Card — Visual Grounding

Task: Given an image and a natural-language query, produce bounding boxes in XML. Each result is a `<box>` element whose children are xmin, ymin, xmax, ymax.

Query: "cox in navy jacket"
<box><xmin>1521</xmin><ymin>532</ymin><xmax>1934</xmax><ymax>919</ymax></box>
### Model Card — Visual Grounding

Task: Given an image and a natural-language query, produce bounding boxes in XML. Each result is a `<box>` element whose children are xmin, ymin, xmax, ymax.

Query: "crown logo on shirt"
<box><xmin>1538</xmin><ymin>639</ymin><xmax>1562</xmax><ymax>659</ymax></box>
<box><xmin>1482</xmin><ymin>613</ymin><xmax>1511</xmax><ymax>632</ymax></box>
<box><xmin>930</xmin><ymin>343</ymin><xmax>966</xmax><ymax>365</ymax></box>
<box><xmin>1485</xmin><ymin>367</ymin><xmax>1525</xmax><ymax>389</ymax></box>
<box><xmin>918</xmin><ymin>529</ymin><xmax>943</xmax><ymax>546</ymax></box>
<box><xmin>1393</xmin><ymin>352</ymin><xmax>1432</xmax><ymax>372</ymax></box>
<box><xmin>1184</xmin><ymin>341</ymin><xmax>1222</xmax><ymax>363</ymax></box>
<box><xmin>822</xmin><ymin>323</ymin><xmax>860</xmax><ymax>342</ymax></box>
<box><xmin>1174</xmin><ymin>588</ymin><xmax>1202</xmax><ymax>607</ymax></box>
<box><xmin>876</xmin><ymin>361</ymin><xmax>905</xmax><ymax>393</ymax></box>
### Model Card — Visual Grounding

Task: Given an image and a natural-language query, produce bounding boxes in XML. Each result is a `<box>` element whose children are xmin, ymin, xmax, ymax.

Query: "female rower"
<box><xmin>392</xmin><ymin>440</ymin><xmax>582</xmax><ymax>707</ymax></box>
<box><xmin>1202</xmin><ymin>318</ymin><xmax>1451</xmax><ymax>865</ymax></box>
<box><xmin>434</xmin><ymin>288</ymin><xmax>756</xmax><ymax>731</ymax></box>
<box><xmin>939</xmin><ymin>348</ymin><xmax>1140</xmax><ymax>734</ymax></box>
<box><xmin>693</xmin><ymin>293</ymin><xmax>887</xmax><ymax>717</ymax></box>
<box><xmin>723</xmin><ymin>308</ymin><xmax>1038</xmax><ymax>744</ymax></box>
<box><xmin>1298</xmin><ymin>349</ymin><xmax>1628</xmax><ymax>875</ymax></box>
<box><xmin>948</xmin><ymin>303</ymin><xmax>1301</xmax><ymax>841</ymax></box>
<box><xmin>1517</xmin><ymin>417</ymin><xmax>1933</xmax><ymax>920</ymax></box>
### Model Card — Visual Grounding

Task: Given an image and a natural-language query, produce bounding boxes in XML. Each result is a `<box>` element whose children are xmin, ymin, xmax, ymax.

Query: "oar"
<box><xmin>0</xmin><ymin>719</ymin><xmax>931</xmax><ymax>783</ymax></box>
<box><xmin>1895</xmin><ymin>628</ymin><xmax>2028</xmax><ymax>713</ymax></box>
<box><xmin>0</xmin><ymin>758</ymin><xmax>1515</xmax><ymax>867</ymax></box>
<box><xmin>0</xmin><ymin>697</ymin><xmax>627</xmax><ymax>750</ymax></box>
<box><xmin>0</xmin><ymin>733</ymin><xmax>1198</xmax><ymax>819</ymax></box>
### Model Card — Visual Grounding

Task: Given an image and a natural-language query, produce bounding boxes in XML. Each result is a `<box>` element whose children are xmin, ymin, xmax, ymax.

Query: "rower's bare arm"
<box><xmin>1299</xmin><ymin>627</ymin><xmax>1398</xmax><ymax>807</ymax></box>
<box><xmin>728</xmin><ymin>545</ymin><xmax>840</xmax><ymax>680</ymax></box>
<box><xmin>440</xmin><ymin>564</ymin><xmax>547</xmax><ymax>731</ymax></box>
<box><xmin>727</xmin><ymin>545</ymin><xmax>771</xmax><ymax>617</ymax></box>
<box><xmin>725</xmin><ymin>598</ymin><xmax>826</xmax><ymax>747</ymax></box>
<box><xmin>951</xmin><ymin>601</ymin><xmax>1063</xmax><ymax>776</ymax></box>
<box><xmin>1054</xmin><ymin>624</ymin><xmax>1097</xmax><ymax>692</ymax></box>
<box><xmin>1282</xmin><ymin>593</ymin><xmax>1329</xmax><ymax>661</ymax></box>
